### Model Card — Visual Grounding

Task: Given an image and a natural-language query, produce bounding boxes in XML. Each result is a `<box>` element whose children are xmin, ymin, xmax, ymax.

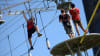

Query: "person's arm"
<box><xmin>67</xmin><ymin>14</ymin><xmax>70</xmax><ymax>21</ymax></box>
<box><xmin>59</xmin><ymin>15</ymin><xmax>62</xmax><ymax>22</ymax></box>
<box><xmin>31</xmin><ymin>16</ymin><xmax>35</xmax><ymax>24</ymax></box>
<box><xmin>22</xmin><ymin>11</ymin><xmax>28</xmax><ymax>22</ymax></box>
<box><xmin>30</xmin><ymin>11</ymin><xmax>35</xmax><ymax>23</ymax></box>
<box><xmin>59</xmin><ymin>18</ymin><xmax>61</xmax><ymax>22</ymax></box>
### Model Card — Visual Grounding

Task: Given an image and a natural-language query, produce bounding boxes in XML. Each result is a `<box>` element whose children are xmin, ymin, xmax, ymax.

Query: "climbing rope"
<box><xmin>39</xmin><ymin>11</ymin><xmax>50</xmax><ymax>49</ymax></box>
<box><xmin>47</xmin><ymin>0</ymin><xmax>49</xmax><ymax>7</ymax></box>
<box><xmin>22</xmin><ymin>24</ymin><xmax>29</xmax><ymax>49</ymax></box>
<box><xmin>24</xmin><ymin>2</ymin><xmax>31</xmax><ymax>17</ymax></box>
<box><xmin>80</xmin><ymin>0</ymin><xmax>100</xmax><ymax>44</ymax></box>
<box><xmin>8</xmin><ymin>36</ymin><xmax>12</xmax><ymax>56</ymax></box>
<box><xmin>34</xmin><ymin>13</ymin><xmax>38</xmax><ymax>25</ymax></box>
<box><xmin>43</xmin><ymin>0</ymin><xmax>46</xmax><ymax>7</ymax></box>
<box><xmin>32</xmin><ymin>35</ymin><xmax>38</xmax><ymax>47</ymax></box>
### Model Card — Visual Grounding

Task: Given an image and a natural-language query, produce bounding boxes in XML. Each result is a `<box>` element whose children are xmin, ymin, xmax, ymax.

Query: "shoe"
<box><xmin>30</xmin><ymin>46</ymin><xmax>34</xmax><ymax>51</ymax></box>
<box><xmin>84</xmin><ymin>30</ymin><xmax>87</xmax><ymax>33</ymax></box>
<box><xmin>78</xmin><ymin>34</ymin><xmax>80</xmax><ymax>36</ymax></box>
<box><xmin>38</xmin><ymin>33</ymin><xmax>42</xmax><ymax>37</ymax></box>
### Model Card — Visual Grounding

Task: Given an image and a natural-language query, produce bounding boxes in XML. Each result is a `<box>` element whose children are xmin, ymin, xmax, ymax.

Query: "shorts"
<box><xmin>63</xmin><ymin>22</ymin><xmax>73</xmax><ymax>34</ymax></box>
<box><xmin>73</xmin><ymin>20</ymin><xmax>83</xmax><ymax>27</ymax></box>
<box><xmin>28</xmin><ymin>27</ymin><xmax>36</xmax><ymax>38</ymax></box>
<box><xmin>73</xmin><ymin>20</ymin><xmax>81</xmax><ymax>24</ymax></box>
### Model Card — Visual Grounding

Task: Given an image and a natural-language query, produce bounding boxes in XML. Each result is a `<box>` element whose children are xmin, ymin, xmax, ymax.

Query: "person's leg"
<box><xmin>68</xmin><ymin>34</ymin><xmax>73</xmax><ymax>39</ymax></box>
<box><xmin>28</xmin><ymin>38</ymin><xmax>33</xmax><ymax>49</ymax></box>
<box><xmin>28</xmin><ymin>29</ymin><xmax>33</xmax><ymax>50</ymax></box>
<box><xmin>34</xmin><ymin>25</ymin><xmax>42</xmax><ymax>37</ymax></box>
<box><xmin>74</xmin><ymin>22</ymin><xmax>80</xmax><ymax>36</ymax></box>
<box><xmin>78</xmin><ymin>21</ymin><xmax>87</xmax><ymax>33</ymax></box>
<box><xmin>71</xmin><ymin>33</ymin><xmax>74</xmax><ymax>38</ymax></box>
<box><xmin>34</xmin><ymin>25</ymin><xmax>39</xmax><ymax>33</ymax></box>
<box><xmin>68</xmin><ymin>34</ymin><xmax>71</xmax><ymax>38</ymax></box>
<box><xmin>67</xmin><ymin>28</ymin><xmax>74</xmax><ymax>39</ymax></box>
<box><xmin>68</xmin><ymin>29</ymin><xmax>74</xmax><ymax>39</ymax></box>
<box><xmin>64</xmin><ymin>22</ymin><xmax>74</xmax><ymax>38</ymax></box>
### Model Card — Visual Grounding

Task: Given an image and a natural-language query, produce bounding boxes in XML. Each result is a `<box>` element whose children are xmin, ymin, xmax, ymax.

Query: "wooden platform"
<box><xmin>57</xmin><ymin>2</ymin><xmax>72</xmax><ymax>9</ymax></box>
<box><xmin>50</xmin><ymin>33</ymin><xmax>100</xmax><ymax>55</ymax></box>
<box><xmin>0</xmin><ymin>20</ymin><xmax>5</xmax><ymax>24</ymax></box>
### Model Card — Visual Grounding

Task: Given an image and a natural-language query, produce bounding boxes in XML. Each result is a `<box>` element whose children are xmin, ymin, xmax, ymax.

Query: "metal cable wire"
<box><xmin>34</xmin><ymin>13</ymin><xmax>37</xmax><ymax>24</ymax></box>
<box><xmin>0</xmin><ymin>15</ymin><xmax>22</xmax><ymax>36</ymax></box>
<box><xmin>0</xmin><ymin>15</ymin><xmax>18</xmax><ymax>29</ymax></box>
<box><xmin>46</xmin><ymin>0</ymin><xmax>49</xmax><ymax>7</ymax></box>
<box><xmin>8</xmin><ymin>36</ymin><xmax>13</xmax><ymax>56</ymax></box>
<box><xmin>0</xmin><ymin>15</ymin><xmax>24</xmax><ymax>42</ymax></box>
<box><xmin>43</xmin><ymin>0</ymin><xmax>46</xmax><ymax>7</ymax></box>
<box><xmin>22</xmin><ymin>24</ymin><xmax>29</xmax><ymax>49</ymax></box>
<box><xmin>39</xmin><ymin>11</ymin><xmax>47</xmax><ymax>39</ymax></box>
<box><xmin>24</xmin><ymin>2</ymin><xmax>31</xmax><ymax>18</ymax></box>
<box><xmin>0</xmin><ymin>17</ymin><xmax>23</xmax><ymax>41</ymax></box>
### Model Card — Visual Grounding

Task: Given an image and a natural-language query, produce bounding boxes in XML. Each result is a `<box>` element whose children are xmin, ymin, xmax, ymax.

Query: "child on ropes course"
<box><xmin>59</xmin><ymin>9</ymin><xmax>74</xmax><ymax>38</ymax></box>
<box><xmin>69</xmin><ymin>3</ymin><xmax>87</xmax><ymax>36</ymax></box>
<box><xmin>22</xmin><ymin>11</ymin><xmax>42</xmax><ymax>50</ymax></box>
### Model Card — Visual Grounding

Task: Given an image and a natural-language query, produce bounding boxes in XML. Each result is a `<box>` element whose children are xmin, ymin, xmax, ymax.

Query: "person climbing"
<box><xmin>22</xmin><ymin>11</ymin><xmax>42</xmax><ymax>50</ymax></box>
<box><xmin>69</xmin><ymin>3</ymin><xmax>87</xmax><ymax>36</ymax></box>
<box><xmin>59</xmin><ymin>9</ymin><xmax>74</xmax><ymax>38</ymax></box>
<box><xmin>0</xmin><ymin>15</ymin><xmax>5</xmax><ymax>24</ymax></box>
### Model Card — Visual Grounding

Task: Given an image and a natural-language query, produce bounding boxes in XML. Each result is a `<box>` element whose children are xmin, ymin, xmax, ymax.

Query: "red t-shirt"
<box><xmin>69</xmin><ymin>8</ymin><xmax>80</xmax><ymax>20</ymax></box>
<box><xmin>27</xmin><ymin>19</ymin><xmax>34</xmax><ymax>30</ymax></box>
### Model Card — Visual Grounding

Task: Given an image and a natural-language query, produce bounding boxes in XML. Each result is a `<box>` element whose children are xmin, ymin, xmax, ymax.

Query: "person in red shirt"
<box><xmin>59</xmin><ymin>9</ymin><xmax>74</xmax><ymax>38</ymax></box>
<box><xmin>69</xmin><ymin>3</ymin><xmax>87</xmax><ymax>36</ymax></box>
<box><xmin>22</xmin><ymin>11</ymin><xmax>42</xmax><ymax>50</ymax></box>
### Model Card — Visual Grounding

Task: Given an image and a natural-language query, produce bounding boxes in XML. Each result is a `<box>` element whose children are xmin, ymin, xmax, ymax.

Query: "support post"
<box><xmin>65</xmin><ymin>42</ymin><xmax>74</xmax><ymax>56</ymax></box>
<box><xmin>77</xmin><ymin>46</ymin><xmax>82</xmax><ymax>56</ymax></box>
<box><xmin>84</xmin><ymin>50</ymin><xmax>88</xmax><ymax>56</ymax></box>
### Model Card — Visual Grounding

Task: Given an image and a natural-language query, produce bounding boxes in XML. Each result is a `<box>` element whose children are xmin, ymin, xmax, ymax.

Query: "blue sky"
<box><xmin>0</xmin><ymin>0</ymin><xmax>93</xmax><ymax>56</ymax></box>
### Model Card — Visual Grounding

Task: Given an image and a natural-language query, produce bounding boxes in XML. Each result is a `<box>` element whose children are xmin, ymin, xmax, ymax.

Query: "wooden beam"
<box><xmin>0</xmin><ymin>0</ymin><xmax>32</xmax><ymax>11</ymax></box>
<box><xmin>6</xmin><ymin>6</ymin><xmax>55</xmax><ymax>15</ymax></box>
<box><xmin>50</xmin><ymin>33</ymin><xmax>100</xmax><ymax>55</ymax></box>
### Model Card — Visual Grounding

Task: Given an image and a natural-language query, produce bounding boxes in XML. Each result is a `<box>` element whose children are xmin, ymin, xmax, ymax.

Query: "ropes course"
<box><xmin>0</xmin><ymin>0</ymin><xmax>100</xmax><ymax>56</ymax></box>
<box><xmin>0</xmin><ymin>6</ymin><xmax>58</xmax><ymax>56</ymax></box>
<box><xmin>2</xmin><ymin>12</ymin><xmax>58</xmax><ymax>56</ymax></box>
